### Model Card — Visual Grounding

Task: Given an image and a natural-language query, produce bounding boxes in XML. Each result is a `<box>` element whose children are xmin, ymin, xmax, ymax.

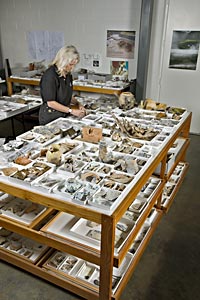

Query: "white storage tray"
<box><xmin>0</xmin><ymin>194</ymin><xmax>47</xmax><ymax>225</ymax></box>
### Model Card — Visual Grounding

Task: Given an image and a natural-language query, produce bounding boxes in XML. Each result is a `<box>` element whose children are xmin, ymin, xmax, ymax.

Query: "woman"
<box><xmin>39</xmin><ymin>45</ymin><xmax>86</xmax><ymax>125</ymax></box>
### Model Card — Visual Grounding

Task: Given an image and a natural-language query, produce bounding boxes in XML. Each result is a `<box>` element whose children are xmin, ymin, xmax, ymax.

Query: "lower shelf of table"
<box><xmin>0</xmin><ymin>208</ymin><xmax>163</xmax><ymax>300</ymax></box>
<box><xmin>0</xmin><ymin>162</ymin><xmax>189</xmax><ymax>299</ymax></box>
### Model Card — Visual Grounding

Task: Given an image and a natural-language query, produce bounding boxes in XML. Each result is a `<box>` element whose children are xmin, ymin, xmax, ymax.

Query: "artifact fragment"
<box><xmin>46</xmin><ymin>144</ymin><xmax>62</xmax><ymax>166</ymax></box>
<box><xmin>118</xmin><ymin>92</ymin><xmax>135</xmax><ymax>110</ymax></box>
<box><xmin>1</xmin><ymin>167</ymin><xmax>18</xmax><ymax>176</ymax></box>
<box><xmin>14</xmin><ymin>156</ymin><xmax>32</xmax><ymax>166</ymax></box>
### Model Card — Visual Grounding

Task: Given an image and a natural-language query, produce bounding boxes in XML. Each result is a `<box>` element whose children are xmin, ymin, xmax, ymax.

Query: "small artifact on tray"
<box><xmin>98</xmin><ymin>140</ymin><xmax>108</xmax><ymax>162</ymax></box>
<box><xmin>20</xmin><ymin>133</ymin><xmax>35</xmax><ymax>140</ymax></box>
<box><xmin>73</xmin><ymin>185</ymin><xmax>97</xmax><ymax>203</ymax></box>
<box><xmin>111</xmin><ymin>130</ymin><xmax>122</xmax><ymax>142</ymax></box>
<box><xmin>118</xmin><ymin>92</ymin><xmax>135</xmax><ymax>110</ymax></box>
<box><xmin>115</xmin><ymin>183</ymin><xmax>126</xmax><ymax>191</ymax></box>
<box><xmin>11</xmin><ymin>162</ymin><xmax>51</xmax><ymax>182</ymax></box>
<box><xmin>116</xmin><ymin>221</ymin><xmax>129</xmax><ymax>232</ymax></box>
<box><xmin>60</xmin><ymin>256</ymin><xmax>78</xmax><ymax>273</ymax></box>
<box><xmin>47</xmin><ymin>252</ymin><xmax>66</xmax><ymax>268</ymax></box>
<box><xmin>163</xmin><ymin>184</ymin><xmax>175</xmax><ymax>197</ymax></box>
<box><xmin>33</xmin><ymin>174</ymin><xmax>61</xmax><ymax>191</ymax></box>
<box><xmin>1</xmin><ymin>167</ymin><xmax>18</xmax><ymax>176</ymax></box>
<box><xmin>122</xmin><ymin>210</ymin><xmax>138</xmax><ymax>222</ymax></box>
<box><xmin>107</xmin><ymin>172</ymin><xmax>133</xmax><ymax>184</ymax></box>
<box><xmin>59</xmin><ymin>156</ymin><xmax>84</xmax><ymax>173</ymax></box>
<box><xmin>9</xmin><ymin>240</ymin><xmax>22</xmax><ymax>251</ymax></box>
<box><xmin>129</xmin><ymin>198</ymin><xmax>146</xmax><ymax>213</ymax></box>
<box><xmin>15</xmin><ymin>97</ymin><xmax>27</xmax><ymax>104</ymax></box>
<box><xmin>114</xmin><ymin>158</ymin><xmax>139</xmax><ymax>175</ymax></box>
<box><xmin>167</xmin><ymin>106</ymin><xmax>185</xmax><ymax>115</ymax></box>
<box><xmin>86</xmin><ymin>220</ymin><xmax>99</xmax><ymax>228</ymax></box>
<box><xmin>102</xmin><ymin>180</ymin><xmax>115</xmax><ymax>188</ymax></box>
<box><xmin>62</xmin><ymin>126</ymin><xmax>80</xmax><ymax>138</ymax></box>
<box><xmin>81</xmin><ymin>171</ymin><xmax>101</xmax><ymax>184</ymax></box>
<box><xmin>33</xmin><ymin>124</ymin><xmax>61</xmax><ymax>137</ymax></box>
<box><xmin>144</xmin><ymin>98</ymin><xmax>167</xmax><ymax>111</ymax></box>
<box><xmin>113</xmin><ymin>142</ymin><xmax>133</xmax><ymax>154</ymax></box>
<box><xmin>58</xmin><ymin>142</ymin><xmax>78</xmax><ymax>154</ymax></box>
<box><xmin>1</xmin><ymin>199</ymin><xmax>27</xmax><ymax>216</ymax></box>
<box><xmin>64</xmin><ymin>178</ymin><xmax>83</xmax><ymax>194</ymax></box>
<box><xmin>14</xmin><ymin>155</ymin><xmax>32</xmax><ymax>166</ymax></box>
<box><xmin>87</xmin><ymin>229</ymin><xmax>101</xmax><ymax>241</ymax></box>
<box><xmin>156</xmin><ymin>112</ymin><xmax>167</xmax><ymax>119</ymax></box>
<box><xmin>111</xmin><ymin>113</ymin><xmax>159</xmax><ymax>140</ymax></box>
<box><xmin>46</xmin><ymin>144</ymin><xmax>62</xmax><ymax>166</ymax></box>
<box><xmin>20</xmin><ymin>248</ymin><xmax>33</xmax><ymax>258</ymax></box>
<box><xmin>132</xmin><ymin>141</ymin><xmax>143</xmax><ymax>148</ymax></box>
<box><xmin>93</xmin><ymin>188</ymin><xmax>120</xmax><ymax>207</ymax></box>
<box><xmin>3</xmin><ymin>140</ymin><xmax>24</xmax><ymax>151</ymax></box>
<box><xmin>23</xmin><ymin>202</ymin><xmax>41</xmax><ymax>215</ymax></box>
<box><xmin>82</xmin><ymin>126</ymin><xmax>103</xmax><ymax>143</ymax></box>
<box><xmin>40</xmin><ymin>148</ymin><xmax>48</xmax><ymax>157</ymax></box>
<box><xmin>86</xmin><ymin>162</ymin><xmax>101</xmax><ymax>172</ymax></box>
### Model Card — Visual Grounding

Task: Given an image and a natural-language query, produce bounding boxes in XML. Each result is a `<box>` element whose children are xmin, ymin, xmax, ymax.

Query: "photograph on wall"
<box><xmin>107</xmin><ymin>30</ymin><xmax>135</xmax><ymax>59</ymax></box>
<box><xmin>110</xmin><ymin>61</ymin><xmax>129</xmax><ymax>79</ymax></box>
<box><xmin>169</xmin><ymin>30</ymin><xmax>200</xmax><ymax>70</ymax></box>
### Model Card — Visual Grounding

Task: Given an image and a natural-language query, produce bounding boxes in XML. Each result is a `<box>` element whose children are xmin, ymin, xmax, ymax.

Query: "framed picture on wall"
<box><xmin>106</xmin><ymin>30</ymin><xmax>135</xmax><ymax>59</ymax></box>
<box><xmin>169</xmin><ymin>30</ymin><xmax>200</xmax><ymax>70</ymax></box>
<box><xmin>110</xmin><ymin>61</ymin><xmax>129</xmax><ymax>79</ymax></box>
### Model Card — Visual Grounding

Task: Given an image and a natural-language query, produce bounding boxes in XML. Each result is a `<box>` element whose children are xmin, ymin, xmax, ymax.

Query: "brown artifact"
<box><xmin>82</xmin><ymin>127</ymin><xmax>102</xmax><ymax>143</ymax></box>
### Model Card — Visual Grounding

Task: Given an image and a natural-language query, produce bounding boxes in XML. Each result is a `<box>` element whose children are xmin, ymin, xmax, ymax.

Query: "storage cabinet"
<box><xmin>0</xmin><ymin>105</ymin><xmax>192</xmax><ymax>300</ymax></box>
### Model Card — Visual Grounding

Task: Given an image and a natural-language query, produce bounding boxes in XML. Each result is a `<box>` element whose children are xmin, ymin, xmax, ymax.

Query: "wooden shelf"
<box><xmin>6</xmin><ymin>76</ymin><xmax>129</xmax><ymax>96</ymax></box>
<box><xmin>7</xmin><ymin>77</ymin><xmax>40</xmax><ymax>96</ymax></box>
<box><xmin>73</xmin><ymin>84</ymin><xmax>129</xmax><ymax>95</ymax></box>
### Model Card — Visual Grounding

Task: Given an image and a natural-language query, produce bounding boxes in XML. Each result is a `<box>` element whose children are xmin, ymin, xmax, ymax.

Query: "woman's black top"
<box><xmin>39</xmin><ymin>65</ymin><xmax>73</xmax><ymax>125</ymax></box>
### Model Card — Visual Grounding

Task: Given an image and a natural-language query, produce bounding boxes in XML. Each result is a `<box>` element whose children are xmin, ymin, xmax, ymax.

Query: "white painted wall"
<box><xmin>147</xmin><ymin>0</ymin><xmax>200</xmax><ymax>133</ymax></box>
<box><xmin>0</xmin><ymin>0</ymin><xmax>141</xmax><ymax>79</ymax></box>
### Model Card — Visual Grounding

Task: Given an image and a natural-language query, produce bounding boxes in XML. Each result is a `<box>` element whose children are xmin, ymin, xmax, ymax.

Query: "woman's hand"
<box><xmin>78</xmin><ymin>104</ymin><xmax>85</xmax><ymax>111</ymax></box>
<box><xmin>71</xmin><ymin>107</ymin><xmax>86</xmax><ymax>118</ymax></box>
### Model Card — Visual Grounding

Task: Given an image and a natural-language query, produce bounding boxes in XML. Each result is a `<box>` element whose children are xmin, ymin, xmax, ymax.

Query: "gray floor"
<box><xmin>0</xmin><ymin>118</ymin><xmax>199</xmax><ymax>300</ymax></box>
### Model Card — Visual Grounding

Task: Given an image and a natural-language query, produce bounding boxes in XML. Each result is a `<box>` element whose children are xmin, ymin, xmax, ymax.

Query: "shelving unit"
<box><xmin>73</xmin><ymin>83</ymin><xmax>130</xmax><ymax>95</ymax></box>
<box><xmin>0</xmin><ymin>107</ymin><xmax>192</xmax><ymax>300</ymax></box>
<box><xmin>6</xmin><ymin>77</ymin><xmax>40</xmax><ymax>96</ymax></box>
<box><xmin>6</xmin><ymin>76</ymin><xmax>129</xmax><ymax>96</ymax></box>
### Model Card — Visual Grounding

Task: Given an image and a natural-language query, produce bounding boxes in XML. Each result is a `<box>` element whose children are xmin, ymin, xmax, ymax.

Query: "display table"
<box><xmin>0</xmin><ymin>103</ymin><xmax>192</xmax><ymax>300</ymax></box>
<box><xmin>73</xmin><ymin>80</ymin><xmax>130</xmax><ymax>95</ymax></box>
<box><xmin>0</xmin><ymin>96</ymin><xmax>42</xmax><ymax>137</ymax></box>
<box><xmin>7</xmin><ymin>76</ymin><xmax>130</xmax><ymax>96</ymax></box>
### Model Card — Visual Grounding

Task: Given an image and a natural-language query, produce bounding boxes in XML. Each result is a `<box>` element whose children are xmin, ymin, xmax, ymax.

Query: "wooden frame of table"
<box><xmin>0</xmin><ymin>110</ymin><xmax>192</xmax><ymax>300</ymax></box>
<box><xmin>7</xmin><ymin>77</ymin><xmax>129</xmax><ymax>96</ymax></box>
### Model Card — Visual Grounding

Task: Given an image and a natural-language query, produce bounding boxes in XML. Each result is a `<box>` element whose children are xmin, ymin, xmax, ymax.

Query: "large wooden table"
<box><xmin>0</xmin><ymin>108</ymin><xmax>192</xmax><ymax>299</ymax></box>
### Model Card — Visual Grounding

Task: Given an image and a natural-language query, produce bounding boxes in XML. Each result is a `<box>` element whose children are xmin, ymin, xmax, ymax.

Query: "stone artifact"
<box><xmin>98</xmin><ymin>140</ymin><xmax>107</xmax><ymax>162</ymax></box>
<box><xmin>118</xmin><ymin>92</ymin><xmax>135</xmax><ymax>110</ymax></box>
<box><xmin>46</xmin><ymin>144</ymin><xmax>62</xmax><ymax>166</ymax></box>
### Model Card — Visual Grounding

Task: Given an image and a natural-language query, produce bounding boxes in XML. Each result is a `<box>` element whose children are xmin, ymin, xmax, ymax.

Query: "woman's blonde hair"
<box><xmin>51</xmin><ymin>45</ymin><xmax>80</xmax><ymax>76</ymax></box>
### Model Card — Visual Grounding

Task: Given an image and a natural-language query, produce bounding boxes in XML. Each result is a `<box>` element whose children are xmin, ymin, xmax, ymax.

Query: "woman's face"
<box><xmin>64</xmin><ymin>59</ymin><xmax>78</xmax><ymax>73</ymax></box>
